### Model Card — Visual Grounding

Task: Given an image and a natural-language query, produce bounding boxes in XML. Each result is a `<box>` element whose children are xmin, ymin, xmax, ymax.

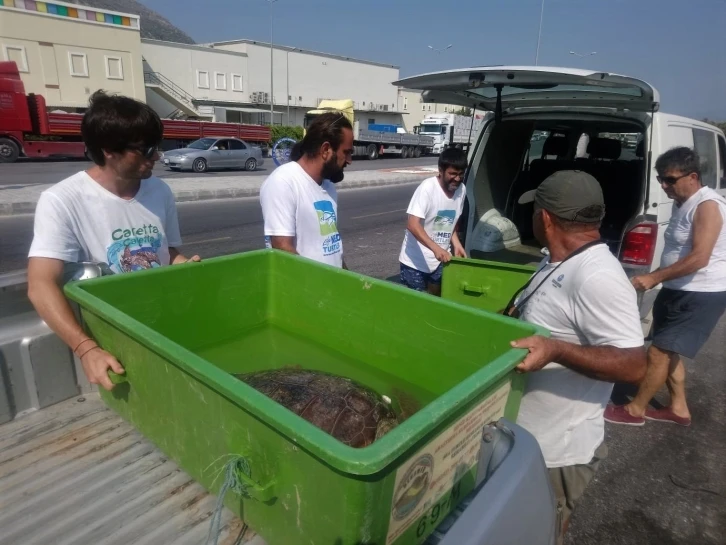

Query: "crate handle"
<box><xmin>235</xmin><ymin>465</ymin><xmax>276</xmax><ymax>502</ymax></box>
<box><xmin>461</xmin><ymin>282</ymin><xmax>489</xmax><ymax>295</ymax></box>
<box><xmin>108</xmin><ymin>371</ymin><xmax>128</xmax><ymax>385</ymax></box>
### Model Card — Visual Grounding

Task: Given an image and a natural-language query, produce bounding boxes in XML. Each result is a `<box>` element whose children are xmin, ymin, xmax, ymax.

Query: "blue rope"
<box><xmin>206</xmin><ymin>455</ymin><xmax>253</xmax><ymax>545</ymax></box>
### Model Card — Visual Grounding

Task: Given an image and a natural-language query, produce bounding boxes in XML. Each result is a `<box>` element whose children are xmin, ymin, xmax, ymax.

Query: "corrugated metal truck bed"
<box><xmin>0</xmin><ymin>394</ymin><xmax>473</xmax><ymax>545</ymax></box>
<box><xmin>0</xmin><ymin>393</ymin><xmax>257</xmax><ymax>545</ymax></box>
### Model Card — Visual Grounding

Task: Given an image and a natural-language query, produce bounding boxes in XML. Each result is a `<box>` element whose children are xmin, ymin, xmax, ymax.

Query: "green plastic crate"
<box><xmin>64</xmin><ymin>249</ymin><xmax>547</xmax><ymax>545</ymax></box>
<box><xmin>441</xmin><ymin>257</ymin><xmax>538</xmax><ymax>314</ymax></box>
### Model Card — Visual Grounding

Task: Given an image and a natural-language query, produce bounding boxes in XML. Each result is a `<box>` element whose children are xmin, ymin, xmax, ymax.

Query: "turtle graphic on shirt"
<box><xmin>433</xmin><ymin>210</ymin><xmax>456</xmax><ymax>230</ymax></box>
<box><xmin>106</xmin><ymin>230</ymin><xmax>164</xmax><ymax>274</ymax></box>
<box><xmin>119</xmin><ymin>246</ymin><xmax>161</xmax><ymax>272</ymax></box>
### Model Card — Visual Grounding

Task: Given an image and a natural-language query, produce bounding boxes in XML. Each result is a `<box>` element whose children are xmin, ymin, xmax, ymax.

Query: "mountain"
<box><xmin>67</xmin><ymin>0</ymin><xmax>195</xmax><ymax>44</ymax></box>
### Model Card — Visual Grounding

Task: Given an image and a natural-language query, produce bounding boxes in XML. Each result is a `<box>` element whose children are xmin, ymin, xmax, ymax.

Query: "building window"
<box><xmin>68</xmin><ymin>52</ymin><xmax>88</xmax><ymax>77</ymax></box>
<box><xmin>368</xmin><ymin>118</ymin><xmax>375</xmax><ymax>125</ymax></box>
<box><xmin>104</xmin><ymin>56</ymin><xmax>124</xmax><ymax>80</ymax></box>
<box><xmin>2</xmin><ymin>44</ymin><xmax>29</xmax><ymax>73</ymax></box>
<box><xmin>404</xmin><ymin>97</ymin><xmax>408</xmax><ymax>110</ymax></box>
<box><xmin>214</xmin><ymin>72</ymin><xmax>226</xmax><ymax>90</ymax></box>
<box><xmin>197</xmin><ymin>70</ymin><xmax>210</xmax><ymax>89</ymax></box>
<box><xmin>232</xmin><ymin>73</ymin><xmax>243</xmax><ymax>92</ymax></box>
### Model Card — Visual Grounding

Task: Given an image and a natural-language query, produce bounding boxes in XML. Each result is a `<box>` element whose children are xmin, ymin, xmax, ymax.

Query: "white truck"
<box><xmin>417</xmin><ymin>113</ymin><xmax>491</xmax><ymax>155</ymax></box>
<box><xmin>0</xmin><ymin>264</ymin><xmax>557</xmax><ymax>545</ymax></box>
<box><xmin>304</xmin><ymin>99</ymin><xmax>434</xmax><ymax>159</ymax></box>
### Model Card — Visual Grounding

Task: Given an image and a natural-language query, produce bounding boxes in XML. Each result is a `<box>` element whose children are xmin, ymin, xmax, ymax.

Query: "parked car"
<box><xmin>161</xmin><ymin>137</ymin><xmax>264</xmax><ymax>173</ymax></box>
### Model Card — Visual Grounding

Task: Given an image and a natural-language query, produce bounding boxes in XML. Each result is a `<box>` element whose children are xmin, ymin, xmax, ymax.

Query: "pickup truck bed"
<box><xmin>0</xmin><ymin>394</ymin><xmax>248</xmax><ymax>545</ymax></box>
<box><xmin>0</xmin><ymin>394</ymin><xmax>483</xmax><ymax>545</ymax></box>
<box><xmin>0</xmin><ymin>392</ymin><xmax>555</xmax><ymax>545</ymax></box>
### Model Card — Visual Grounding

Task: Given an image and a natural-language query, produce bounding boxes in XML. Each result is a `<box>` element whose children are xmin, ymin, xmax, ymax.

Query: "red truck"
<box><xmin>0</xmin><ymin>61</ymin><xmax>271</xmax><ymax>163</ymax></box>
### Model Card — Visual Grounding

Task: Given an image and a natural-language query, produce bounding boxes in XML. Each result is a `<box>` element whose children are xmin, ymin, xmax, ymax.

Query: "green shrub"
<box><xmin>269</xmin><ymin>125</ymin><xmax>303</xmax><ymax>144</ymax></box>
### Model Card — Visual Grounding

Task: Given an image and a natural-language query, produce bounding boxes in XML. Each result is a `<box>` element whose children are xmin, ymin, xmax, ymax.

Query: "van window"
<box><xmin>693</xmin><ymin>128</ymin><xmax>718</xmax><ymax>189</ymax></box>
<box><xmin>718</xmin><ymin>135</ymin><xmax>726</xmax><ymax>189</ymax></box>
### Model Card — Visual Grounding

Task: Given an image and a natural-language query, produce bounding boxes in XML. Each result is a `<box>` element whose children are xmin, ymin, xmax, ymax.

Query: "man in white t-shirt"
<box><xmin>507</xmin><ymin>170</ymin><xmax>647</xmax><ymax>543</ymax></box>
<box><xmin>605</xmin><ymin>147</ymin><xmax>726</xmax><ymax>427</ymax></box>
<box><xmin>260</xmin><ymin>111</ymin><xmax>354</xmax><ymax>269</ymax></box>
<box><xmin>398</xmin><ymin>147</ymin><xmax>468</xmax><ymax>295</ymax></box>
<box><xmin>27</xmin><ymin>90</ymin><xmax>199</xmax><ymax>392</ymax></box>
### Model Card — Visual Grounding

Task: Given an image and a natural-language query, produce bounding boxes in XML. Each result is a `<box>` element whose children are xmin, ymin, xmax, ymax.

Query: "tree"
<box><xmin>702</xmin><ymin>118</ymin><xmax>726</xmax><ymax>133</ymax></box>
<box><xmin>453</xmin><ymin>107</ymin><xmax>472</xmax><ymax>117</ymax></box>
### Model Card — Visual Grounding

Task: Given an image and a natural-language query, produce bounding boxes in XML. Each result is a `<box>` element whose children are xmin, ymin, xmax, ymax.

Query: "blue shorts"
<box><xmin>400</xmin><ymin>262</ymin><xmax>443</xmax><ymax>291</ymax></box>
<box><xmin>651</xmin><ymin>288</ymin><xmax>726</xmax><ymax>359</ymax></box>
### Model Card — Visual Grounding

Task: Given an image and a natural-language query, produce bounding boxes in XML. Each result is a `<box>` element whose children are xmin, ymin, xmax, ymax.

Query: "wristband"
<box><xmin>73</xmin><ymin>338</ymin><xmax>96</xmax><ymax>356</ymax></box>
<box><xmin>78</xmin><ymin>346</ymin><xmax>100</xmax><ymax>359</ymax></box>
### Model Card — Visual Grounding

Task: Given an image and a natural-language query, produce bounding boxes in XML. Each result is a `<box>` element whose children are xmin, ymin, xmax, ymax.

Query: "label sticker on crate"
<box><xmin>385</xmin><ymin>381</ymin><xmax>511</xmax><ymax>545</ymax></box>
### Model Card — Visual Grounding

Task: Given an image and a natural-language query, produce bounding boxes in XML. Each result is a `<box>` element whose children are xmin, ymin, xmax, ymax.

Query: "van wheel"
<box><xmin>192</xmin><ymin>158</ymin><xmax>208</xmax><ymax>173</ymax></box>
<box><xmin>0</xmin><ymin>138</ymin><xmax>20</xmax><ymax>163</ymax></box>
<box><xmin>366</xmin><ymin>144</ymin><xmax>379</xmax><ymax>160</ymax></box>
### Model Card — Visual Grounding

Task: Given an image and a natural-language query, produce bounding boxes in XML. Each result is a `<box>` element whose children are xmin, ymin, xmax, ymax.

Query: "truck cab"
<box><xmin>417</xmin><ymin>114</ymin><xmax>452</xmax><ymax>154</ymax></box>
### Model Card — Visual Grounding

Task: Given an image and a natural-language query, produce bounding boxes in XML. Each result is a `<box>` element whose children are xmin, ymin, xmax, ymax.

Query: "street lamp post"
<box><xmin>268</xmin><ymin>0</ymin><xmax>278</xmax><ymax>126</ymax></box>
<box><xmin>427</xmin><ymin>44</ymin><xmax>452</xmax><ymax>54</ymax></box>
<box><xmin>535</xmin><ymin>0</ymin><xmax>545</xmax><ymax>65</ymax></box>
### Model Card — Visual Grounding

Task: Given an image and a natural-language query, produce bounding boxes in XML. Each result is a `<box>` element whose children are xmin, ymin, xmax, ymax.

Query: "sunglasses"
<box><xmin>127</xmin><ymin>144</ymin><xmax>160</xmax><ymax>159</ymax></box>
<box><xmin>656</xmin><ymin>172</ymin><xmax>693</xmax><ymax>185</ymax></box>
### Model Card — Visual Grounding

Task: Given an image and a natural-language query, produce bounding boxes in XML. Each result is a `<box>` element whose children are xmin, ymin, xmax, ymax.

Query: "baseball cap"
<box><xmin>518</xmin><ymin>170</ymin><xmax>605</xmax><ymax>223</ymax></box>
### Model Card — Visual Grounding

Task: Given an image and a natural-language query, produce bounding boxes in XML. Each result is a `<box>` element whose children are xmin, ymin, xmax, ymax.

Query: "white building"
<box><xmin>397</xmin><ymin>88</ymin><xmax>467</xmax><ymax>133</ymax></box>
<box><xmin>141</xmin><ymin>38</ymin><xmax>407</xmax><ymax>127</ymax></box>
<box><xmin>0</xmin><ymin>0</ymin><xmax>144</xmax><ymax>110</ymax></box>
<box><xmin>141</xmin><ymin>39</ymin><xmax>251</xmax><ymax>121</ymax></box>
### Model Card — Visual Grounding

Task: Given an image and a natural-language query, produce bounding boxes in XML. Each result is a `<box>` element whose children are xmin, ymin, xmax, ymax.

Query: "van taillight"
<box><xmin>621</xmin><ymin>222</ymin><xmax>658</xmax><ymax>266</ymax></box>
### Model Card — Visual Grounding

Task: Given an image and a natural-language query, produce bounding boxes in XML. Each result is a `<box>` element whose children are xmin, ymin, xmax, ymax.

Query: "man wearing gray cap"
<box><xmin>507</xmin><ymin>170</ymin><xmax>647</xmax><ymax>543</ymax></box>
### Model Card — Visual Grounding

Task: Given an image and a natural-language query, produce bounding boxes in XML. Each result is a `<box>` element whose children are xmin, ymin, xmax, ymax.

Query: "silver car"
<box><xmin>161</xmin><ymin>137</ymin><xmax>265</xmax><ymax>173</ymax></box>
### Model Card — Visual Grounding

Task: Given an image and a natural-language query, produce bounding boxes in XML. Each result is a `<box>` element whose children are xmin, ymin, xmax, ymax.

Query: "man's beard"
<box><xmin>322</xmin><ymin>155</ymin><xmax>345</xmax><ymax>184</ymax></box>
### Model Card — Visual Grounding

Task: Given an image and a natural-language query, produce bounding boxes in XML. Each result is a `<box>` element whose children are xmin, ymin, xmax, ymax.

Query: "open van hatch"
<box><xmin>394</xmin><ymin>67</ymin><xmax>660</xmax><ymax>113</ymax></box>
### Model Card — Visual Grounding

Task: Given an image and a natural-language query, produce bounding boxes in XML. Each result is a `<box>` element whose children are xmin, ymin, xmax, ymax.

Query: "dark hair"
<box><xmin>81</xmin><ymin>90</ymin><xmax>164</xmax><ymax>166</ymax></box>
<box><xmin>297</xmin><ymin>112</ymin><xmax>353</xmax><ymax>159</ymax></box>
<box><xmin>438</xmin><ymin>147</ymin><xmax>468</xmax><ymax>172</ymax></box>
<box><xmin>655</xmin><ymin>146</ymin><xmax>701</xmax><ymax>180</ymax></box>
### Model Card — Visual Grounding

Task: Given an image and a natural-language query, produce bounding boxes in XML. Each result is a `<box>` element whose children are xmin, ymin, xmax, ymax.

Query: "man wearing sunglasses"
<box><xmin>27</xmin><ymin>90</ymin><xmax>200</xmax><ymax>392</ymax></box>
<box><xmin>606</xmin><ymin>147</ymin><xmax>726</xmax><ymax>427</ymax></box>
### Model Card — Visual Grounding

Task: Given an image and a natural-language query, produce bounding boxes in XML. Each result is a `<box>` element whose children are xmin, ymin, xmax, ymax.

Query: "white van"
<box><xmin>396</xmin><ymin>67</ymin><xmax>726</xmax><ymax>333</ymax></box>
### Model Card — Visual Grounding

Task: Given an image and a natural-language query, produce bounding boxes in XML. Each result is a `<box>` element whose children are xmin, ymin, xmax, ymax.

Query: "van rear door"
<box><xmin>394</xmin><ymin>67</ymin><xmax>660</xmax><ymax>113</ymax></box>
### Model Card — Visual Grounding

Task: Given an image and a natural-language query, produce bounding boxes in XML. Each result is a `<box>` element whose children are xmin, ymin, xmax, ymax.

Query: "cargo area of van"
<box><xmin>463</xmin><ymin>116</ymin><xmax>646</xmax><ymax>266</ymax></box>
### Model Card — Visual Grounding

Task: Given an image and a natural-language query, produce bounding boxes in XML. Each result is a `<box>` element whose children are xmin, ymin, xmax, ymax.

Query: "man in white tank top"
<box><xmin>605</xmin><ymin>147</ymin><xmax>726</xmax><ymax>427</ymax></box>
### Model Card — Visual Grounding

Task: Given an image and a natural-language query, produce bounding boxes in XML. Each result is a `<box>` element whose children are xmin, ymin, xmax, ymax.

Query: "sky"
<box><xmin>139</xmin><ymin>0</ymin><xmax>726</xmax><ymax>120</ymax></box>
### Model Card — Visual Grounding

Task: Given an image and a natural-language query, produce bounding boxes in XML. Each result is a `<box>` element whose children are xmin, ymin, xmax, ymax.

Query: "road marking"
<box><xmin>351</xmin><ymin>208</ymin><xmax>406</xmax><ymax>220</ymax></box>
<box><xmin>184</xmin><ymin>236</ymin><xmax>232</xmax><ymax>245</ymax></box>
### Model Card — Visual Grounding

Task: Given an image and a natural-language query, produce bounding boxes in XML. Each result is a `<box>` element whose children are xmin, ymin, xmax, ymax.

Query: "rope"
<box><xmin>205</xmin><ymin>455</ymin><xmax>254</xmax><ymax>545</ymax></box>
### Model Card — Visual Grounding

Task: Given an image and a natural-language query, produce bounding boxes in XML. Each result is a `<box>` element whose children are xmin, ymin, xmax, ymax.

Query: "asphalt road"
<box><xmin>0</xmin><ymin>156</ymin><xmax>437</xmax><ymax>187</ymax></box>
<box><xmin>0</xmin><ymin>182</ymin><xmax>417</xmax><ymax>277</ymax></box>
<box><xmin>0</xmin><ymin>183</ymin><xmax>722</xmax><ymax>544</ymax></box>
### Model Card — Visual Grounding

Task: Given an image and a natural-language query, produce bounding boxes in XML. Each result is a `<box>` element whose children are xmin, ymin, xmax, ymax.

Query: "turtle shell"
<box><xmin>236</xmin><ymin>368</ymin><xmax>400</xmax><ymax>448</ymax></box>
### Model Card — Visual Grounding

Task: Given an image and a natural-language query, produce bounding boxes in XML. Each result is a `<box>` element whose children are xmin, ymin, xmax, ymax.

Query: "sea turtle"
<box><xmin>235</xmin><ymin>368</ymin><xmax>401</xmax><ymax>448</ymax></box>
